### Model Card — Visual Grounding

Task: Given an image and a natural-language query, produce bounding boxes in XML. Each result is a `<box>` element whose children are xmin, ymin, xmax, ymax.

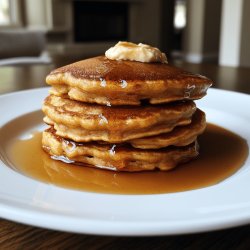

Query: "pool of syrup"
<box><xmin>4</xmin><ymin>122</ymin><xmax>249</xmax><ymax>194</ymax></box>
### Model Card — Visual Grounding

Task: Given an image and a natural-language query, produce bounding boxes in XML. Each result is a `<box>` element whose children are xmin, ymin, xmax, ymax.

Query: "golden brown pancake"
<box><xmin>130</xmin><ymin>109</ymin><xmax>206</xmax><ymax>149</ymax></box>
<box><xmin>42</xmin><ymin>127</ymin><xmax>199</xmax><ymax>172</ymax></box>
<box><xmin>42</xmin><ymin>95</ymin><xmax>196</xmax><ymax>143</ymax></box>
<box><xmin>46</xmin><ymin>56</ymin><xmax>212</xmax><ymax>106</ymax></box>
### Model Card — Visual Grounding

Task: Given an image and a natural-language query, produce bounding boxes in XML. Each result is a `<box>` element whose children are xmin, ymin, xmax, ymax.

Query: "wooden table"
<box><xmin>0</xmin><ymin>60</ymin><xmax>250</xmax><ymax>249</ymax></box>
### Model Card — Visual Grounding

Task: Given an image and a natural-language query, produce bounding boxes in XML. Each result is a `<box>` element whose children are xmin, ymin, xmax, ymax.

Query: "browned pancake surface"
<box><xmin>42</xmin><ymin>95</ymin><xmax>196</xmax><ymax>143</ymax></box>
<box><xmin>47</xmin><ymin>56</ymin><xmax>210</xmax><ymax>81</ymax></box>
<box><xmin>46</xmin><ymin>56</ymin><xmax>212</xmax><ymax>105</ymax></box>
<box><xmin>42</xmin><ymin>128</ymin><xmax>199</xmax><ymax>172</ymax></box>
<box><xmin>130</xmin><ymin>109</ymin><xmax>206</xmax><ymax>149</ymax></box>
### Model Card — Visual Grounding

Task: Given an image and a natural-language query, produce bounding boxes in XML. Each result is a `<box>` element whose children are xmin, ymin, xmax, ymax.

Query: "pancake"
<box><xmin>46</xmin><ymin>56</ymin><xmax>212</xmax><ymax>106</ymax></box>
<box><xmin>42</xmin><ymin>95</ymin><xmax>196</xmax><ymax>143</ymax></box>
<box><xmin>42</xmin><ymin>127</ymin><xmax>199</xmax><ymax>172</ymax></box>
<box><xmin>130</xmin><ymin>109</ymin><xmax>206</xmax><ymax>149</ymax></box>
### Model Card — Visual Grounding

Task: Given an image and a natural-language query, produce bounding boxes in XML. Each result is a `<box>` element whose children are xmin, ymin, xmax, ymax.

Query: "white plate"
<box><xmin>0</xmin><ymin>87</ymin><xmax>250</xmax><ymax>236</ymax></box>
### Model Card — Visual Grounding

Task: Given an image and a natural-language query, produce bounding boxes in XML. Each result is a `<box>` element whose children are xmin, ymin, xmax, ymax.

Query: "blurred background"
<box><xmin>0</xmin><ymin>0</ymin><xmax>249</xmax><ymax>93</ymax></box>
<box><xmin>1</xmin><ymin>0</ymin><xmax>249</xmax><ymax>66</ymax></box>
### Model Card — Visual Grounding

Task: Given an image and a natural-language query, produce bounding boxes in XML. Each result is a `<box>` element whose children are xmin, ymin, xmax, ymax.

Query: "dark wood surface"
<box><xmin>0</xmin><ymin>58</ymin><xmax>250</xmax><ymax>249</ymax></box>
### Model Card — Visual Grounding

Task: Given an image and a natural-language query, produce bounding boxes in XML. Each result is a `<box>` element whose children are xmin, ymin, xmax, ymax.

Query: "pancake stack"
<box><xmin>42</xmin><ymin>55</ymin><xmax>212</xmax><ymax>171</ymax></box>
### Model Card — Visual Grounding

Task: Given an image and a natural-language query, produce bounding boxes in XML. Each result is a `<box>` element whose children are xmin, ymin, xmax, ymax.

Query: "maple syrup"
<box><xmin>4</xmin><ymin>118</ymin><xmax>248</xmax><ymax>194</ymax></box>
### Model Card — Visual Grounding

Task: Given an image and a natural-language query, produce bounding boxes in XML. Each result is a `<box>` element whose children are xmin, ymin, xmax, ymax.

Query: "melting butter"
<box><xmin>105</xmin><ymin>41</ymin><xmax>168</xmax><ymax>63</ymax></box>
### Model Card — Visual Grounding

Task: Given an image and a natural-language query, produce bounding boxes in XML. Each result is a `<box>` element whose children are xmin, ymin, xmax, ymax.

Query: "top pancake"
<box><xmin>46</xmin><ymin>56</ymin><xmax>212</xmax><ymax>106</ymax></box>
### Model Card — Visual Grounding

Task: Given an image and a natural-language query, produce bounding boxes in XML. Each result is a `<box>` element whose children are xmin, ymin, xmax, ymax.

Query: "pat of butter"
<box><xmin>105</xmin><ymin>41</ymin><xmax>168</xmax><ymax>63</ymax></box>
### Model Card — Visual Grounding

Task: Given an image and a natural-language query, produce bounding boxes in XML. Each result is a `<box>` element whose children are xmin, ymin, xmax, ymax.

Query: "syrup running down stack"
<box><xmin>42</xmin><ymin>42</ymin><xmax>212</xmax><ymax>171</ymax></box>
